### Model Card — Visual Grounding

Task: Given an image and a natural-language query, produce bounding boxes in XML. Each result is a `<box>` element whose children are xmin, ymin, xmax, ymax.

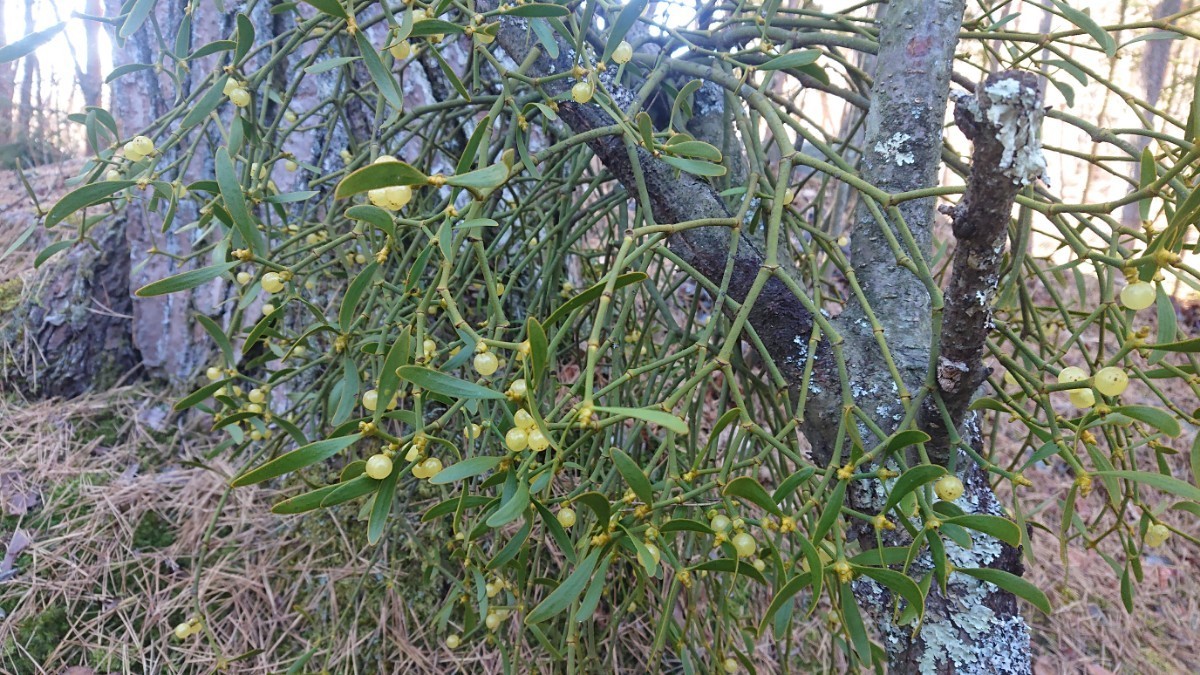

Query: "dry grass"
<box><xmin>1</xmin><ymin>381</ymin><xmax>1198</xmax><ymax>673</ymax></box>
<box><xmin>0</xmin><ymin>390</ymin><xmax>517</xmax><ymax>674</ymax></box>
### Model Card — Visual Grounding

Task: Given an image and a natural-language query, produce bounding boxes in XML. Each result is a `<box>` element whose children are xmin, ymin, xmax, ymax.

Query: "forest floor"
<box><xmin>1</xmin><ymin>163</ymin><xmax>1199</xmax><ymax>674</ymax></box>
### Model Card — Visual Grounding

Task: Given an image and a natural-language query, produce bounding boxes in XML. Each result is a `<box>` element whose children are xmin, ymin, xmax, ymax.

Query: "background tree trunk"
<box><xmin>0</xmin><ymin>0</ymin><xmax>14</xmax><ymax>145</ymax></box>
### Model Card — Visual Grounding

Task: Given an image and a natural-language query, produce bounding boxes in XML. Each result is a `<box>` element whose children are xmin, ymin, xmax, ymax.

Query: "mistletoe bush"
<box><xmin>27</xmin><ymin>0</ymin><xmax>1200</xmax><ymax>670</ymax></box>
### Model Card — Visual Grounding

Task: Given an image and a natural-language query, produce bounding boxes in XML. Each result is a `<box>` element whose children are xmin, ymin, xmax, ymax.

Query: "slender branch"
<box><xmin>923</xmin><ymin>71</ymin><xmax>1046</xmax><ymax>463</ymax></box>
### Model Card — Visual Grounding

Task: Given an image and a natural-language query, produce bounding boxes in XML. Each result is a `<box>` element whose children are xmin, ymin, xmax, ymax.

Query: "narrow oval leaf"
<box><xmin>486</xmin><ymin>481</ymin><xmax>529</xmax><ymax>528</ymax></box>
<box><xmin>759</xmin><ymin>49</ymin><xmax>820</xmax><ymax>71</ymax></box>
<box><xmin>601</xmin><ymin>0</ymin><xmax>648</xmax><ymax>63</ymax></box>
<box><xmin>231</xmin><ymin>434</ymin><xmax>362</xmax><ymax>487</ymax></box>
<box><xmin>723</xmin><ymin>476</ymin><xmax>784</xmax><ymax>516</ymax></box>
<box><xmin>594</xmin><ymin>406</ymin><xmax>687</xmax><ymax>435</ymax></box>
<box><xmin>945</xmin><ymin>514</ymin><xmax>1022</xmax><ymax>547</ymax></box>
<box><xmin>882</xmin><ymin>465</ymin><xmax>946</xmax><ymax>515</ymax></box>
<box><xmin>853</xmin><ymin>565</ymin><xmax>925</xmax><ymax>623</ymax></box>
<box><xmin>1111</xmin><ymin>405</ymin><xmax>1182</xmax><ymax>437</ymax></box>
<box><xmin>610</xmin><ymin>448</ymin><xmax>653</xmax><ymax>505</ymax></box>
<box><xmin>758</xmin><ymin>573</ymin><xmax>813</xmax><ymax>635</ymax></box>
<box><xmin>502</xmin><ymin>3</ymin><xmax>569</xmax><ymax>16</ymax></box>
<box><xmin>430</xmin><ymin>456</ymin><xmax>503</xmax><ymax>485</ymax></box>
<box><xmin>216</xmin><ymin>147</ymin><xmax>265</xmax><ymax>255</ymax></box>
<box><xmin>339</xmin><ymin>262</ymin><xmax>378</xmax><ymax>333</ymax></box>
<box><xmin>136</xmin><ymin>261</ymin><xmax>239</xmax><ymax>297</ymax></box>
<box><xmin>46</xmin><ymin>180</ymin><xmax>136</xmax><ymax>227</ymax></box>
<box><xmin>525</xmin><ymin>548</ymin><xmax>602</xmax><ymax>624</ymax></box>
<box><xmin>689</xmin><ymin>558</ymin><xmax>767</xmax><ymax>584</ymax></box>
<box><xmin>396</xmin><ymin>365</ymin><xmax>506</xmax><ymax>399</ymax></box>
<box><xmin>1093</xmin><ymin>470</ymin><xmax>1200</xmax><ymax>502</ymax></box>
<box><xmin>334</xmin><ymin>162</ymin><xmax>428</xmax><ymax>199</ymax></box>
<box><xmin>545</xmin><ymin>272</ymin><xmax>648</xmax><ymax>326</ymax></box>
<box><xmin>0</xmin><ymin>22</ymin><xmax>65</xmax><ymax>62</ymax></box>
<box><xmin>660</xmin><ymin>154</ymin><xmax>727</xmax><ymax>177</ymax></box>
<box><xmin>957</xmin><ymin>567</ymin><xmax>1051</xmax><ymax>614</ymax></box>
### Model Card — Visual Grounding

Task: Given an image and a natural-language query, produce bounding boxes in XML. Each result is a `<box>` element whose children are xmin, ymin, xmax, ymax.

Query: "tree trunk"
<box><xmin>0</xmin><ymin>0</ymin><xmax>14</xmax><ymax>145</ymax></box>
<box><xmin>79</xmin><ymin>0</ymin><xmax>104</xmax><ymax>108</ymax></box>
<box><xmin>17</xmin><ymin>0</ymin><xmax>36</xmax><ymax>135</ymax></box>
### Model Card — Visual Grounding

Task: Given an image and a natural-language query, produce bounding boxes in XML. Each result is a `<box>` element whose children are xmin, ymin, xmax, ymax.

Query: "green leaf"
<box><xmin>758</xmin><ymin>573</ymin><xmax>813</xmax><ymax>635</ymax></box>
<box><xmin>723</xmin><ymin>476</ymin><xmax>783</xmax><ymax>516</ymax></box>
<box><xmin>525</xmin><ymin>548</ymin><xmax>602</xmax><ymax>624</ymax></box>
<box><xmin>945</xmin><ymin>514</ymin><xmax>1021</xmax><ymax>547</ymax></box>
<box><xmin>1111</xmin><ymin>405</ymin><xmax>1181</xmax><ymax>437</ymax></box>
<box><xmin>627</xmin><ymin>534</ymin><xmax>659</xmax><ymax>576</ymax></box>
<box><xmin>119</xmin><ymin>0</ymin><xmax>155</xmax><ymax>38</ymax></box>
<box><xmin>773</xmin><ymin>467</ymin><xmax>816</xmax><ymax>504</ymax></box>
<box><xmin>534</xmin><ymin>501</ymin><xmax>577</xmax><ymax>565</ymax></box>
<box><xmin>527</xmin><ymin>316</ymin><xmax>548</xmax><ymax>384</ymax></box>
<box><xmin>1138</xmin><ymin>146</ymin><xmax>1156</xmax><ymax>221</ymax></box>
<box><xmin>488</xmin><ymin>514</ymin><xmax>533</xmax><ymax>569</ymax></box>
<box><xmin>593</xmin><ymin>405</ymin><xmax>687</xmax><ymax>435</ymax></box>
<box><xmin>181</xmin><ymin>75</ymin><xmax>230</xmax><ymax>130</ymax></box>
<box><xmin>660</xmin><ymin>154</ymin><xmax>727</xmax><ymax>177</ymax></box>
<box><xmin>574</xmin><ymin>492</ymin><xmax>611</xmax><ymax>526</ymax></box>
<box><xmin>430</xmin><ymin>456</ymin><xmax>503</xmax><ymax>485</ymax></box>
<box><xmin>135</xmin><ymin>261</ymin><xmax>239</xmax><ymax>297</ymax></box>
<box><xmin>299</xmin><ymin>0</ymin><xmax>349</xmax><ymax>19</ymax></box>
<box><xmin>409</xmin><ymin>19</ymin><xmax>464</xmax><ymax>38</ymax></box>
<box><xmin>271</xmin><ymin>483</ymin><xmax>345</xmax><ymax>514</ymax></box>
<box><xmin>574</xmin><ymin>550</ymin><xmax>612</xmax><ymax>621</ymax></box>
<box><xmin>1050</xmin><ymin>0</ymin><xmax>1115</xmax><ymax>57</ymax></box>
<box><xmin>545</xmin><ymin>272</ymin><xmax>648</xmax><ymax>326</ymax></box>
<box><xmin>345</xmin><ymin>204</ymin><xmax>395</xmax><ymax>238</ymax></box>
<box><xmin>46</xmin><ymin>180</ymin><xmax>136</xmax><ymax>227</ymax></box>
<box><xmin>234</xmin><ymin>13</ymin><xmax>255</xmax><ymax>63</ymax></box>
<box><xmin>957</xmin><ymin>567</ymin><xmax>1051</xmax><ymax>614</ymax></box>
<box><xmin>396</xmin><ymin>365</ymin><xmax>506</xmax><ymax>399</ymax></box>
<box><xmin>339</xmin><ymin>263</ymin><xmax>378</xmax><ymax>333</ymax></box>
<box><xmin>0</xmin><ymin>22</ymin><xmax>65</xmax><ymax>62</ymax></box>
<box><xmin>216</xmin><ymin>147</ymin><xmax>265</xmax><ymax>256</ymax></box>
<box><xmin>812</xmin><ymin>479</ymin><xmax>846</xmax><ymax>543</ymax></box>
<box><xmin>854</xmin><ymin>565</ymin><xmax>925</xmax><ymax>623</ymax></box>
<box><xmin>33</xmin><ymin>240</ymin><xmax>72</xmax><ymax>268</ymax></box>
<box><xmin>104</xmin><ymin>63</ymin><xmax>155</xmax><ymax>83</ymax></box>
<box><xmin>758</xmin><ymin>49</ymin><xmax>820</xmax><ymax>71</ymax></box>
<box><xmin>662</xmin><ymin>140</ymin><xmax>722</xmax><ymax>162</ymax></box>
<box><xmin>502</xmin><ymin>3</ymin><xmax>569</xmax><ymax>16</ymax></box>
<box><xmin>883</xmin><ymin>429</ymin><xmax>931</xmax><ymax>454</ymax></box>
<box><xmin>455</xmin><ymin>115</ymin><xmax>490</xmax><ymax>174</ymax></box>
<box><xmin>373</xmin><ymin>330</ymin><xmax>411</xmax><ymax>425</ymax></box>
<box><xmin>367</xmin><ymin>468</ymin><xmax>399</xmax><ymax>544</ymax></box>
<box><xmin>610</xmin><ymin>448</ymin><xmax>653</xmax><ymax>505</ymax></box>
<box><xmin>882</xmin><ymin>465</ymin><xmax>946</xmax><ymax>515</ymax></box>
<box><xmin>602</xmin><ymin>0</ymin><xmax>648</xmax><ymax>62</ymax></box>
<box><xmin>840</xmin><ymin>582</ymin><xmax>872</xmax><ymax>664</ymax></box>
<box><xmin>659</xmin><ymin>519</ymin><xmax>714</xmax><ymax>535</ymax></box>
<box><xmin>231</xmin><ymin>434</ymin><xmax>362</xmax><ymax>487</ymax></box>
<box><xmin>486</xmin><ymin>480</ymin><xmax>529</xmax><ymax>528</ymax></box>
<box><xmin>334</xmin><ymin>162</ymin><xmax>428</xmax><ymax>199</ymax></box>
<box><xmin>689</xmin><ymin>558</ymin><xmax>767</xmax><ymax>584</ymax></box>
<box><xmin>173</xmin><ymin>380</ymin><xmax>229</xmax><ymax>412</ymax></box>
<box><xmin>1145</xmin><ymin>336</ymin><xmax>1200</xmax><ymax>352</ymax></box>
<box><xmin>445</xmin><ymin>163</ymin><xmax>509</xmax><ymax>199</ymax></box>
<box><xmin>196</xmin><ymin>314</ymin><xmax>234</xmax><ymax>363</ymax></box>
<box><xmin>1092</xmin><ymin>470</ymin><xmax>1200</xmax><ymax>502</ymax></box>
<box><xmin>353</xmin><ymin>30</ymin><xmax>404</xmax><ymax>110</ymax></box>
<box><xmin>429</xmin><ymin>46</ymin><xmax>470</xmax><ymax>100</ymax></box>
<box><xmin>305</xmin><ymin>56</ymin><xmax>361</xmax><ymax>74</ymax></box>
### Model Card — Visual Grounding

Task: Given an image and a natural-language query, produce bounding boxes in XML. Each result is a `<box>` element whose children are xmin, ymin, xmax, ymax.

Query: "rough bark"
<box><xmin>922</xmin><ymin>72</ymin><xmax>1045</xmax><ymax>462</ymax></box>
